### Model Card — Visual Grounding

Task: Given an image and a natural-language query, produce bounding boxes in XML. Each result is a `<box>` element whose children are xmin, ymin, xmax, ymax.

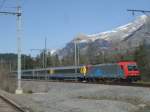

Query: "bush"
<box><xmin>26</xmin><ymin>90</ymin><xmax>33</xmax><ymax>94</ymax></box>
<box><xmin>0</xmin><ymin>66</ymin><xmax>16</xmax><ymax>93</ymax></box>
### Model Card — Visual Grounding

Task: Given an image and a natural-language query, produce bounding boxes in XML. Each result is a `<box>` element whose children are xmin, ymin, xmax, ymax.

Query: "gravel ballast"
<box><xmin>8</xmin><ymin>81</ymin><xmax>150</xmax><ymax>112</ymax></box>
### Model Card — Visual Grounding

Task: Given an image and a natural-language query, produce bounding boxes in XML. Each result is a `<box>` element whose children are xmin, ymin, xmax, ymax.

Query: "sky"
<box><xmin>0</xmin><ymin>0</ymin><xmax>150</xmax><ymax>55</ymax></box>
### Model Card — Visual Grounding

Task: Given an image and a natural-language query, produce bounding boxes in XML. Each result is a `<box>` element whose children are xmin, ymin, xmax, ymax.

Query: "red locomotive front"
<box><xmin>118</xmin><ymin>61</ymin><xmax>140</xmax><ymax>81</ymax></box>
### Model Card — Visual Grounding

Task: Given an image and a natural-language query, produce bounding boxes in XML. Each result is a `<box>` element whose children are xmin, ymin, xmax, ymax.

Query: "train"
<box><xmin>18</xmin><ymin>61</ymin><xmax>140</xmax><ymax>82</ymax></box>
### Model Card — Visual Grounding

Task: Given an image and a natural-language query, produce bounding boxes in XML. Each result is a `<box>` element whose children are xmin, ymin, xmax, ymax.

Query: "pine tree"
<box><xmin>134</xmin><ymin>43</ymin><xmax>150</xmax><ymax>81</ymax></box>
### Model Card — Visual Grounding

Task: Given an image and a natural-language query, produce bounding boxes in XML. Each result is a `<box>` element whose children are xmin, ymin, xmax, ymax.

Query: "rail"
<box><xmin>0</xmin><ymin>92</ymin><xmax>30</xmax><ymax>112</ymax></box>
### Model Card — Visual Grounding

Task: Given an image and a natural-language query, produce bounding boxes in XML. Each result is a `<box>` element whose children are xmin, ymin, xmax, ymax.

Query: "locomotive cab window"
<box><xmin>128</xmin><ymin>65</ymin><xmax>138</xmax><ymax>71</ymax></box>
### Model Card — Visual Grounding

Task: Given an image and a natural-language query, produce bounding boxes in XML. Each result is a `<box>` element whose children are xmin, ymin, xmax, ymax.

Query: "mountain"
<box><xmin>85</xmin><ymin>15</ymin><xmax>147</xmax><ymax>42</ymax></box>
<box><xmin>57</xmin><ymin>15</ymin><xmax>150</xmax><ymax>58</ymax></box>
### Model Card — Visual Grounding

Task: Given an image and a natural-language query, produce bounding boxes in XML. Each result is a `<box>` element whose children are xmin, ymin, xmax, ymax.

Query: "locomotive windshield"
<box><xmin>128</xmin><ymin>65</ymin><xmax>138</xmax><ymax>71</ymax></box>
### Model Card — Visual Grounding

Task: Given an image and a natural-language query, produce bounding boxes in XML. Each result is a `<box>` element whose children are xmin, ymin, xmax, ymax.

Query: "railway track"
<box><xmin>22</xmin><ymin>79</ymin><xmax>150</xmax><ymax>88</ymax></box>
<box><xmin>0</xmin><ymin>94</ymin><xmax>27</xmax><ymax>112</ymax></box>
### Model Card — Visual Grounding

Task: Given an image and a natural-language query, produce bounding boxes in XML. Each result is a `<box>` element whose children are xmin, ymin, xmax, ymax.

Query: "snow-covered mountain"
<box><xmin>57</xmin><ymin>15</ymin><xmax>150</xmax><ymax>57</ymax></box>
<box><xmin>74</xmin><ymin>15</ymin><xmax>147</xmax><ymax>42</ymax></box>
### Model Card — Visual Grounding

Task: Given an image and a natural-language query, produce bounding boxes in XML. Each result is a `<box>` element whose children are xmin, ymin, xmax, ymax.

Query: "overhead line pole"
<box><xmin>0</xmin><ymin>6</ymin><xmax>23</xmax><ymax>94</ymax></box>
<box><xmin>77</xmin><ymin>42</ymin><xmax>80</xmax><ymax>66</ymax></box>
<box><xmin>74</xmin><ymin>38</ymin><xmax>80</xmax><ymax>73</ymax></box>
<box><xmin>31</xmin><ymin>38</ymin><xmax>50</xmax><ymax>80</ymax></box>
<box><xmin>45</xmin><ymin>37</ymin><xmax>47</xmax><ymax>68</ymax></box>
<box><xmin>74</xmin><ymin>41</ymin><xmax>77</xmax><ymax>73</ymax></box>
<box><xmin>16</xmin><ymin>6</ymin><xmax>22</xmax><ymax>94</ymax></box>
<box><xmin>31</xmin><ymin>37</ymin><xmax>48</xmax><ymax>68</ymax></box>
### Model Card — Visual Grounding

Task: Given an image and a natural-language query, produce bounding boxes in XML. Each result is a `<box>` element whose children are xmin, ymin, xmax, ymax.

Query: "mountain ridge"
<box><xmin>57</xmin><ymin>15</ymin><xmax>150</xmax><ymax>58</ymax></box>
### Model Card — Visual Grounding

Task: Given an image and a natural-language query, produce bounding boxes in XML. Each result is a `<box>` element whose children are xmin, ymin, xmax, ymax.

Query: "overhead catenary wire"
<box><xmin>127</xmin><ymin>9</ymin><xmax>150</xmax><ymax>16</ymax></box>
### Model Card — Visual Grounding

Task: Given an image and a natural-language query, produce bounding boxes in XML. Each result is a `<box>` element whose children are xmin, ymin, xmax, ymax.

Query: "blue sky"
<box><xmin>0</xmin><ymin>0</ymin><xmax>150</xmax><ymax>55</ymax></box>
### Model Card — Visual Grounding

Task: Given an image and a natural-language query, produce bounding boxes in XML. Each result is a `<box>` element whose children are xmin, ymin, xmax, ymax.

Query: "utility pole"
<box><xmin>31</xmin><ymin>37</ymin><xmax>48</xmax><ymax>68</ymax></box>
<box><xmin>16</xmin><ymin>6</ymin><xmax>22</xmax><ymax>94</ymax></box>
<box><xmin>0</xmin><ymin>5</ymin><xmax>23</xmax><ymax>94</ymax></box>
<box><xmin>31</xmin><ymin>38</ymin><xmax>50</xmax><ymax>80</ymax></box>
<box><xmin>44</xmin><ymin>37</ymin><xmax>47</xmax><ymax>68</ymax></box>
<box><xmin>74</xmin><ymin>38</ymin><xmax>80</xmax><ymax>73</ymax></box>
<box><xmin>77</xmin><ymin>43</ymin><xmax>80</xmax><ymax>66</ymax></box>
<box><xmin>74</xmin><ymin>41</ymin><xmax>77</xmax><ymax>73</ymax></box>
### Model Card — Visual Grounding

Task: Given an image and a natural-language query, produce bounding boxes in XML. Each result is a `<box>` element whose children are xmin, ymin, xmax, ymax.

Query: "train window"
<box><xmin>128</xmin><ymin>65</ymin><xmax>138</xmax><ymax>71</ymax></box>
<box><xmin>53</xmin><ymin>68</ymin><xmax>80</xmax><ymax>74</ymax></box>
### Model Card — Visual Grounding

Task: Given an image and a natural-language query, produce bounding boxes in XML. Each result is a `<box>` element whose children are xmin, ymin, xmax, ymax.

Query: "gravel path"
<box><xmin>8</xmin><ymin>81</ymin><xmax>150</xmax><ymax>112</ymax></box>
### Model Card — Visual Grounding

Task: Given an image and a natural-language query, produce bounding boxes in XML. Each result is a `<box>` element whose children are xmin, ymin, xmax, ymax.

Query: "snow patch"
<box><xmin>72</xmin><ymin>15</ymin><xmax>147</xmax><ymax>44</ymax></box>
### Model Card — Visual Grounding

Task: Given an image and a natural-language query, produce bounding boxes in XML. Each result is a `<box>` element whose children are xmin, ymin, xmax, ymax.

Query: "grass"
<box><xmin>0</xmin><ymin>66</ymin><xmax>17</xmax><ymax>93</ymax></box>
